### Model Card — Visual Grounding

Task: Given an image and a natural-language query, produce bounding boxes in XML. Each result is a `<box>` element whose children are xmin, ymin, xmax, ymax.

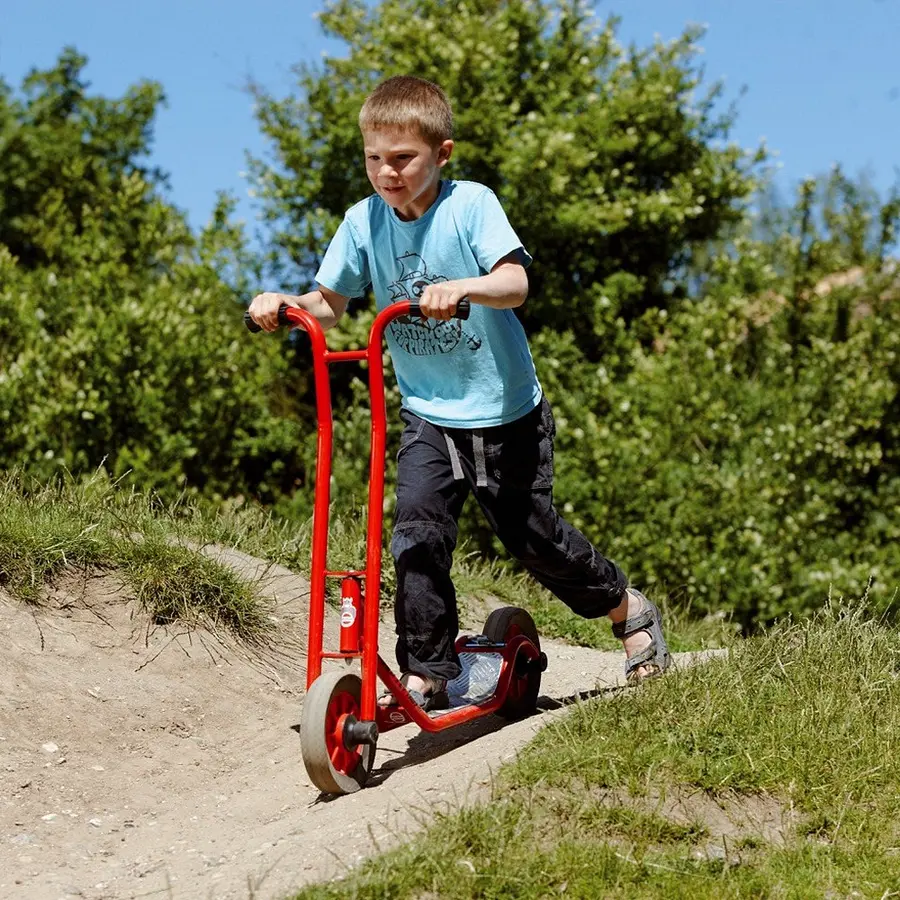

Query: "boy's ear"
<box><xmin>436</xmin><ymin>139</ymin><xmax>454</xmax><ymax>167</ymax></box>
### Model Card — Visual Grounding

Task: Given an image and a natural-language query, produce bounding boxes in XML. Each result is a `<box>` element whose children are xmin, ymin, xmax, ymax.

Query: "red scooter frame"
<box><xmin>247</xmin><ymin>300</ymin><xmax>546</xmax><ymax>794</ymax></box>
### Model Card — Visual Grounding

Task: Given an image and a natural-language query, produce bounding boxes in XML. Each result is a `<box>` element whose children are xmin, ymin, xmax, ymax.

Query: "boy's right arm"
<box><xmin>247</xmin><ymin>285</ymin><xmax>350</xmax><ymax>333</ymax></box>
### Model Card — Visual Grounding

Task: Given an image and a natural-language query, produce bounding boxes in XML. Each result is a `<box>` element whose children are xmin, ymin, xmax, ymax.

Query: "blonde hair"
<box><xmin>359</xmin><ymin>76</ymin><xmax>453</xmax><ymax>145</ymax></box>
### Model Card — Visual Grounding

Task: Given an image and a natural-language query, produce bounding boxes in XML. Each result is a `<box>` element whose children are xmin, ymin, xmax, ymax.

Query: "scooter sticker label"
<box><xmin>340</xmin><ymin>596</ymin><xmax>357</xmax><ymax>628</ymax></box>
<box><xmin>389</xmin><ymin>711</ymin><xmax>406</xmax><ymax>723</ymax></box>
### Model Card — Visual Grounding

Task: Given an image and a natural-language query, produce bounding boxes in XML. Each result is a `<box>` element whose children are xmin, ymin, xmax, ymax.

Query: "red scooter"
<box><xmin>246</xmin><ymin>301</ymin><xmax>546</xmax><ymax>795</ymax></box>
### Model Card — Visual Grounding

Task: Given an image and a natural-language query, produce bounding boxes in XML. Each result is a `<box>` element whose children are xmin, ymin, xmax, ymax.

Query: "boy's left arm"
<box><xmin>417</xmin><ymin>253</ymin><xmax>528</xmax><ymax>321</ymax></box>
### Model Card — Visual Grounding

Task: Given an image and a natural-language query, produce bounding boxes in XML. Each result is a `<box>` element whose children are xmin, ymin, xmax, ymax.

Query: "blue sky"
<box><xmin>1</xmin><ymin>0</ymin><xmax>898</xmax><ymax>232</ymax></box>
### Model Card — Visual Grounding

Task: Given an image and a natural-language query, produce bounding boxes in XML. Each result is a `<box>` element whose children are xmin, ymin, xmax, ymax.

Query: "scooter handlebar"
<box><xmin>243</xmin><ymin>298</ymin><xmax>470</xmax><ymax>333</ymax></box>
<box><xmin>408</xmin><ymin>298</ymin><xmax>470</xmax><ymax>320</ymax></box>
<box><xmin>243</xmin><ymin>305</ymin><xmax>293</xmax><ymax>333</ymax></box>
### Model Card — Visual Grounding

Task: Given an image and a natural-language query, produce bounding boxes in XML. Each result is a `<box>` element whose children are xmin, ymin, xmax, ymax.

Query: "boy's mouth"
<box><xmin>381</xmin><ymin>185</ymin><xmax>405</xmax><ymax>194</ymax></box>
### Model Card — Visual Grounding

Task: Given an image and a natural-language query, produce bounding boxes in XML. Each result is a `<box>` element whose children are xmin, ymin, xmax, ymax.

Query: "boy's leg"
<box><xmin>471</xmin><ymin>398</ymin><xmax>628</xmax><ymax>618</ymax></box>
<box><xmin>464</xmin><ymin>398</ymin><xmax>667</xmax><ymax>678</ymax></box>
<box><xmin>391</xmin><ymin>410</ymin><xmax>469</xmax><ymax>685</ymax></box>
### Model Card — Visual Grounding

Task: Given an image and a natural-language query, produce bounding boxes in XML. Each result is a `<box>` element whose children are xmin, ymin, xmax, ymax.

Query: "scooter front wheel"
<box><xmin>301</xmin><ymin>670</ymin><xmax>375</xmax><ymax>794</ymax></box>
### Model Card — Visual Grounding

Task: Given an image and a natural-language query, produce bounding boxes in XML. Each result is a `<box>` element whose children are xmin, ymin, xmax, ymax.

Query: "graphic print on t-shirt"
<box><xmin>388</xmin><ymin>251</ymin><xmax>482</xmax><ymax>356</ymax></box>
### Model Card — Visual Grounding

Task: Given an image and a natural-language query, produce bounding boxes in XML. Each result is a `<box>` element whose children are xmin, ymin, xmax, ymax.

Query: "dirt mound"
<box><xmin>1</xmin><ymin>554</ymin><xmax>715</xmax><ymax>899</ymax></box>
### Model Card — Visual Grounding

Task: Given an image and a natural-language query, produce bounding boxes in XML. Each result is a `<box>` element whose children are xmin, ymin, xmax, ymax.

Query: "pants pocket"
<box><xmin>397</xmin><ymin>410</ymin><xmax>427</xmax><ymax>462</ymax></box>
<box><xmin>490</xmin><ymin>399</ymin><xmax>554</xmax><ymax>491</ymax></box>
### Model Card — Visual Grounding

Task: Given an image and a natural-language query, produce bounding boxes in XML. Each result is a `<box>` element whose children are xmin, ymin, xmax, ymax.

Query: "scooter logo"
<box><xmin>340</xmin><ymin>596</ymin><xmax>356</xmax><ymax>627</ymax></box>
<box><xmin>387</xmin><ymin>252</ymin><xmax>482</xmax><ymax>356</ymax></box>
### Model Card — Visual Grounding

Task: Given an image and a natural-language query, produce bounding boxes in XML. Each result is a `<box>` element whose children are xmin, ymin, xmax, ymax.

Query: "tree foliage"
<box><xmin>0</xmin><ymin>49</ymin><xmax>164</xmax><ymax>272</ymax></box>
<box><xmin>536</xmin><ymin>173</ymin><xmax>900</xmax><ymax>628</ymax></box>
<box><xmin>0</xmin><ymin>51</ymin><xmax>302</xmax><ymax>500</ymax></box>
<box><xmin>249</xmin><ymin>0</ymin><xmax>760</xmax><ymax>356</ymax></box>
<box><xmin>245</xmin><ymin>0</ymin><xmax>899</xmax><ymax>624</ymax></box>
<box><xmin>2</xmin><ymin>19</ymin><xmax>898</xmax><ymax>630</ymax></box>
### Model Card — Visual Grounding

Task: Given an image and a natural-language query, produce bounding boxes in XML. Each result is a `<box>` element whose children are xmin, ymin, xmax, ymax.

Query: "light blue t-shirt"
<box><xmin>315</xmin><ymin>180</ymin><xmax>542</xmax><ymax>428</ymax></box>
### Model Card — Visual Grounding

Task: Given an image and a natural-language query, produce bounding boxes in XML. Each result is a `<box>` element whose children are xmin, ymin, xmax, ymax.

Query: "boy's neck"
<box><xmin>392</xmin><ymin>178</ymin><xmax>442</xmax><ymax>222</ymax></box>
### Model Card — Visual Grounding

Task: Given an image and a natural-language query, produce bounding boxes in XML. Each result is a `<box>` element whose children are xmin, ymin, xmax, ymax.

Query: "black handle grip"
<box><xmin>244</xmin><ymin>305</ymin><xmax>292</xmax><ymax>332</ymax></box>
<box><xmin>408</xmin><ymin>298</ymin><xmax>470</xmax><ymax>320</ymax></box>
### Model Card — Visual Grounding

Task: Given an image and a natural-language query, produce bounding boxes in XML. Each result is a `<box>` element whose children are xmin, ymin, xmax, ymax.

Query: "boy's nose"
<box><xmin>380</xmin><ymin>163</ymin><xmax>398</xmax><ymax>179</ymax></box>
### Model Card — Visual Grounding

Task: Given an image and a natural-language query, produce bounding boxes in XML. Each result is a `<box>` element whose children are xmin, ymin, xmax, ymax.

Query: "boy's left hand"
<box><xmin>417</xmin><ymin>280</ymin><xmax>470</xmax><ymax>320</ymax></box>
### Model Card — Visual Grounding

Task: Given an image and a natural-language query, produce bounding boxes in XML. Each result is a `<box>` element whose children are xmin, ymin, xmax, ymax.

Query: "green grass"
<box><xmin>289</xmin><ymin>602</ymin><xmax>900</xmax><ymax>899</ymax></box>
<box><xmin>0</xmin><ymin>470</ymin><xmax>729</xmax><ymax>652</ymax></box>
<box><xmin>0</xmin><ymin>471</ymin><xmax>271</xmax><ymax>640</ymax></box>
<box><xmin>513</xmin><ymin>600</ymin><xmax>900</xmax><ymax>817</ymax></box>
<box><xmin>0</xmin><ymin>476</ymin><xmax>105</xmax><ymax>602</ymax></box>
<box><xmin>113</xmin><ymin>534</ymin><xmax>269</xmax><ymax>638</ymax></box>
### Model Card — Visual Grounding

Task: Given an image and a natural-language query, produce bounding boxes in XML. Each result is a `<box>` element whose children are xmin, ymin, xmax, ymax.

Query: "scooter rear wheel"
<box><xmin>484</xmin><ymin>606</ymin><xmax>542</xmax><ymax>719</ymax></box>
<box><xmin>301</xmin><ymin>670</ymin><xmax>375</xmax><ymax>794</ymax></box>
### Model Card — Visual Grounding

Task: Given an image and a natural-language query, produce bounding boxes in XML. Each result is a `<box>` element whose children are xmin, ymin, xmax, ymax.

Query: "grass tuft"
<box><xmin>514</xmin><ymin>597</ymin><xmax>900</xmax><ymax>831</ymax></box>
<box><xmin>113</xmin><ymin>535</ymin><xmax>271</xmax><ymax>640</ymax></box>
<box><xmin>0</xmin><ymin>473</ymin><xmax>104</xmax><ymax>601</ymax></box>
<box><xmin>0</xmin><ymin>471</ymin><xmax>270</xmax><ymax>641</ymax></box>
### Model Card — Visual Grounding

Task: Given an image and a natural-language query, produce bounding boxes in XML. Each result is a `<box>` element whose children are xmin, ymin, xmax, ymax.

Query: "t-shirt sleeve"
<box><xmin>467</xmin><ymin>188</ymin><xmax>533</xmax><ymax>273</ymax></box>
<box><xmin>314</xmin><ymin>216</ymin><xmax>370</xmax><ymax>298</ymax></box>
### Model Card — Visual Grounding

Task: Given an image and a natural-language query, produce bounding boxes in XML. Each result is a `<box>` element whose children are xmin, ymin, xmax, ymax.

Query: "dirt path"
<box><xmin>1</xmin><ymin>551</ymin><xmax>716</xmax><ymax>899</ymax></box>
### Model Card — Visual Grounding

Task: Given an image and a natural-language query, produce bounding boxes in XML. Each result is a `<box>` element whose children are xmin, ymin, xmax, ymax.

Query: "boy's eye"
<box><xmin>366</xmin><ymin>152</ymin><xmax>413</xmax><ymax>162</ymax></box>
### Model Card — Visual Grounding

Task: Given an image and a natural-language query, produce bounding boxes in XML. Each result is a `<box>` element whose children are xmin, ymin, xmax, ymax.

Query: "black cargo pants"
<box><xmin>391</xmin><ymin>396</ymin><xmax>628</xmax><ymax>682</ymax></box>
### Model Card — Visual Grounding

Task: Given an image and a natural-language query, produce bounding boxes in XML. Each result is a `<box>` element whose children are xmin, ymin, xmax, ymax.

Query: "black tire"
<box><xmin>483</xmin><ymin>606</ymin><xmax>542</xmax><ymax>719</ymax></box>
<box><xmin>300</xmin><ymin>670</ymin><xmax>375</xmax><ymax>795</ymax></box>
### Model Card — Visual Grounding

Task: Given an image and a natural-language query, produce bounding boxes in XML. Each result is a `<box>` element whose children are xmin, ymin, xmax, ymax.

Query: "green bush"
<box><xmin>0</xmin><ymin>53</ymin><xmax>304</xmax><ymax>502</ymax></box>
<box><xmin>3</xmin><ymin>35</ymin><xmax>899</xmax><ymax>637</ymax></box>
<box><xmin>542</xmin><ymin>262</ymin><xmax>900</xmax><ymax>628</ymax></box>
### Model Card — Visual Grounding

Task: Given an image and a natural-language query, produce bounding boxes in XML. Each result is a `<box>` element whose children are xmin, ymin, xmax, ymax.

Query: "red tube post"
<box><xmin>276</xmin><ymin>303</ymin><xmax>425</xmax><ymax>711</ymax></box>
<box><xmin>278</xmin><ymin>307</ymin><xmax>334</xmax><ymax>689</ymax></box>
<box><xmin>339</xmin><ymin>577</ymin><xmax>363</xmax><ymax>653</ymax></box>
<box><xmin>357</xmin><ymin>304</ymin><xmax>408</xmax><ymax>720</ymax></box>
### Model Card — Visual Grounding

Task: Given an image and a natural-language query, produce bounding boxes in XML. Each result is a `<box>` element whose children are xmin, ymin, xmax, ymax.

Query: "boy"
<box><xmin>248</xmin><ymin>76</ymin><xmax>670</xmax><ymax>709</ymax></box>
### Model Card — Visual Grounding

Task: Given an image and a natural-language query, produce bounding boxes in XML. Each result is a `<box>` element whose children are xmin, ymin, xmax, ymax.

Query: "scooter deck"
<box><xmin>425</xmin><ymin>650</ymin><xmax>504</xmax><ymax>718</ymax></box>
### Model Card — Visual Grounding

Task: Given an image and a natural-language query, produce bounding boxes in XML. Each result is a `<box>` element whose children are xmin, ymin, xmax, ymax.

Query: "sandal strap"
<box><xmin>407</xmin><ymin>689</ymin><xmax>426</xmax><ymax>707</ymax></box>
<box><xmin>613</xmin><ymin>590</ymin><xmax>673</xmax><ymax>681</ymax></box>
<box><xmin>409</xmin><ymin>686</ymin><xmax>450</xmax><ymax>712</ymax></box>
<box><xmin>625</xmin><ymin>657</ymin><xmax>662</xmax><ymax>680</ymax></box>
<box><xmin>410</xmin><ymin>675</ymin><xmax>448</xmax><ymax>711</ymax></box>
<box><xmin>611</xmin><ymin>590</ymin><xmax>655</xmax><ymax>639</ymax></box>
<box><xmin>380</xmin><ymin>674</ymin><xmax>448</xmax><ymax>710</ymax></box>
<box><xmin>624</xmin><ymin>645</ymin><xmax>657</xmax><ymax>669</ymax></box>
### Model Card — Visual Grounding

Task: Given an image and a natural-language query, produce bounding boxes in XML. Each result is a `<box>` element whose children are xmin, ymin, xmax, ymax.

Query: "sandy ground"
<box><xmin>1</xmin><ymin>549</ymin><xmax>715</xmax><ymax>900</ymax></box>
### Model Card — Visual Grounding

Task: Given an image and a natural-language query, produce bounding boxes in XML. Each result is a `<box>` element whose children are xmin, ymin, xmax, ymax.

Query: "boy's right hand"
<box><xmin>248</xmin><ymin>292</ymin><xmax>298</xmax><ymax>333</ymax></box>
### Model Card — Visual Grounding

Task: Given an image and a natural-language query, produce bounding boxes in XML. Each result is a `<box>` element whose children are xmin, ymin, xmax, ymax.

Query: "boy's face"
<box><xmin>362</xmin><ymin>128</ymin><xmax>453</xmax><ymax>221</ymax></box>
